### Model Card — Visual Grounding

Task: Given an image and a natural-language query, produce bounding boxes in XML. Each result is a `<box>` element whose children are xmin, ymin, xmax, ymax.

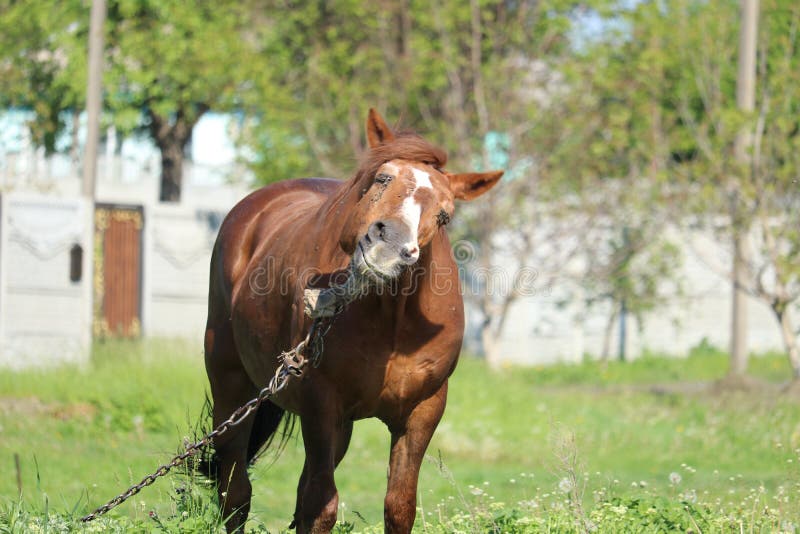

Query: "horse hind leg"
<box><xmin>205</xmin><ymin>322</ymin><xmax>259</xmax><ymax>533</ymax></box>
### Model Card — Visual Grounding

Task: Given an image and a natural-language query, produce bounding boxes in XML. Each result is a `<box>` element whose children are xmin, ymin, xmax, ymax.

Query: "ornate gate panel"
<box><xmin>94</xmin><ymin>205</ymin><xmax>143</xmax><ymax>338</ymax></box>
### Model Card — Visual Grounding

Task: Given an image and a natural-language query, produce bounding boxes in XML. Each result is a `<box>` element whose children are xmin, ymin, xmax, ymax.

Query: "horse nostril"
<box><xmin>401</xmin><ymin>245</ymin><xmax>419</xmax><ymax>262</ymax></box>
<box><xmin>369</xmin><ymin>221</ymin><xmax>388</xmax><ymax>242</ymax></box>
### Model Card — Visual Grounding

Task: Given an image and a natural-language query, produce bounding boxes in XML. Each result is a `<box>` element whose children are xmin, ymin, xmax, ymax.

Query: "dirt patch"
<box><xmin>781</xmin><ymin>379</ymin><xmax>800</xmax><ymax>399</ymax></box>
<box><xmin>533</xmin><ymin>379</ymin><xmax>787</xmax><ymax>398</ymax></box>
<box><xmin>708</xmin><ymin>374</ymin><xmax>773</xmax><ymax>395</ymax></box>
<box><xmin>0</xmin><ymin>396</ymin><xmax>96</xmax><ymax>421</ymax></box>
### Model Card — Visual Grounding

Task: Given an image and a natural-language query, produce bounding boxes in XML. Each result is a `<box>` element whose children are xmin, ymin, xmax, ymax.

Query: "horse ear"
<box><xmin>366</xmin><ymin>108</ymin><xmax>395</xmax><ymax>148</ymax></box>
<box><xmin>448</xmin><ymin>170</ymin><xmax>504</xmax><ymax>200</ymax></box>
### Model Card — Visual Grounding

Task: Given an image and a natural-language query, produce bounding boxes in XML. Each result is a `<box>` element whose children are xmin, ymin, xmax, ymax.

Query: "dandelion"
<box><xmin>558</xmin><ymin>477</ymin><xmax>573</xmax><ymax>493</ymax></box>
<box><xmin>669</xmin><ymin>472</ymin><xmax>682</xmax><ymax>484</ymax></box>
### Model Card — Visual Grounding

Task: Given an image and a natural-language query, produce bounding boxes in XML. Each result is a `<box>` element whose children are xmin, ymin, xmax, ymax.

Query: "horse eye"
<box><xmin>436</xmin><ymin>210</ymin><xmax>451</xmax><ymax>226</ymax></box>
<box><xmin>375</xmin><ymin>173</ymin><xmax>393</xmax><ymax>184</ymax></box>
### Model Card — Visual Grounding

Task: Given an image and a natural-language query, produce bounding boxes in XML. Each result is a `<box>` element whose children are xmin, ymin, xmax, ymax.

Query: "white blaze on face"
<box><xmin>411</xmin><ymin>167</ymin><xmax>433</xmax><ymax>189</ymax></box>
<box><xmin>397</xmin><ymin>166</ymin><xmax>433</xmax><ymax>256</ymax></box>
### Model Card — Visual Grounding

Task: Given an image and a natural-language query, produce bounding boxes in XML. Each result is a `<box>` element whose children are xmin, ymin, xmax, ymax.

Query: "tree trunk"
<box><xmin>729</xmin><ymin>232</ymin><xmax>749</xmax><ymax>375</ymax></box>
<box><xmin>158</xmin><ymin>139</ymin><xmax>185</xmax><ymax>202</ymax></box>
<box><xmin>601</xmin><ymin>306</ymin><xmax>619</xmax><ymax>362</ymax></box>
<box><xmin>70</xmin><ymin>109</ymin><xmax>81</xmax><ymax>173</ymax></box>
<box><xmin>148</xmin><ymin>106</ymin><xmax>207</xmax><ymax>203</ymax></box>
<box><xmin>480</xmin><ymin>320</ymin><xmax>502</xmax><ymax>369</ymax></box>
<box><xmin>775</xmin><ymin>305</ymin><xmax>800</xmax><ymax>381</ymax></box>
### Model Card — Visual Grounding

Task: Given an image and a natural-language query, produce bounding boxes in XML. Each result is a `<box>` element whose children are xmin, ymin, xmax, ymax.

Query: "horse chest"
<box><xmin>383</xmin><ymin>354</ymin><xmax>447</xmax><ymax>396</ymax></box>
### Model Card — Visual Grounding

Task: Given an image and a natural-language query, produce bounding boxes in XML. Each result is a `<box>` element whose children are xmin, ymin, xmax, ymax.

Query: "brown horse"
<box><xmin>204</xmin><ymin>109</ymin><xmax>502</xmax><ymax>533</ymax></box>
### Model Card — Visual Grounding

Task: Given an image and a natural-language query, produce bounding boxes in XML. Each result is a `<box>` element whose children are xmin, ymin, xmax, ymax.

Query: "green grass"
<box><xmin>1</xmin><ymin>341</ymin><xmax>799</xmax><ymax>532</ymax></box>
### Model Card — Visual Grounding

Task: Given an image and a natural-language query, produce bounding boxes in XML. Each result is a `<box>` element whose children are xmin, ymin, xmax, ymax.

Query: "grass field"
<box><xmin>1</xmin><ymin>340</ymin><xmax>799</xmax><ymax>532</ymax></box>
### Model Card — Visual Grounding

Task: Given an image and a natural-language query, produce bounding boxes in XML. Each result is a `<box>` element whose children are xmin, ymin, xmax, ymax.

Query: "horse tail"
<box><xmin>190</xmin><ymin>394</ymin><xmax>296</xmax><ymax>482</ymax></box>
<box><xmin>246</xmin><ymin>400</ymin><xmax>296</xmax><ymax>466</ymax></box>
<box><xmin>190</xmin><ymin>392</ymin><xmax>219</xmax><ymax>480</ymax></box>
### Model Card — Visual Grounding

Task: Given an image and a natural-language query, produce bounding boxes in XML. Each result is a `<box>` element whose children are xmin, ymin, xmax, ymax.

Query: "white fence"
<box><xmin>0</xmin><ymin>193</ymin><xmax>93</xmax><ymax>368</ymax></box>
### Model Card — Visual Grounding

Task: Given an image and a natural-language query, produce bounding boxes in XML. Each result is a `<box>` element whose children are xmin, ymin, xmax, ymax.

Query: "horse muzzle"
<box><xmin>353</xmin><ymin>220</ymin><xmax>420</xmax><ymax>280</ymax></box>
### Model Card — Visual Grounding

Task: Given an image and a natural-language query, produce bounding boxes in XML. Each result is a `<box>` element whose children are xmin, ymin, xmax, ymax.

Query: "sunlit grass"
<box><xmin>1</xmin><ymin>340</ymin><xmax>798</xmax><ymax>532</ymax></box>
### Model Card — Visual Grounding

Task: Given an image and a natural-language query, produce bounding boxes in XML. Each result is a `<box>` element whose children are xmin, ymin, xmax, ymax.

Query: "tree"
<box><xmin>0</xmin><ymin>0</ymin><xmax>87</xmax><ymax>159</ymax></box>
<box><xmin>105</xmin><ymin>0</ymin><xmax>259</xmax><ymax>201</ymax></box>
<box><xmin>245</xmin><ymin>0</ymin><xmax>686</xmax><ymax>364</ymax></box>
<box><xmin>243</xmin><ymin>0</ymin><xmax>417</xmax><ymax>182</ymax></box>
<box><xmin>644</xmin><ymin>0</ymin><xmax>800</xmax><ymax>381</ymax></box>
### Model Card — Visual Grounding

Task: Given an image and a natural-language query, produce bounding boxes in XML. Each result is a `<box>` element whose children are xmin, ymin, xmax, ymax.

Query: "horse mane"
<box><xmin>352</xmin><ymin>133</ymin><xmax>448</xmax><ymax>188</ymax></box>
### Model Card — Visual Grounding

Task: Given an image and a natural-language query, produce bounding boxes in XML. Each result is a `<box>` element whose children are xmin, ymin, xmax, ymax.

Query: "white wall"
<box><xmin>143</xmin><ymin>205</ymin><xmax>224</xmax><ymax>339</ymax></box>
<box><xmin>0</xmin><ymin>193</ymin><xmax>93</xmax><ymax>368</ymax></box>
<box><xmin>483</xmin><ymin>231</ymin><xmax>789</xmax><ymax>366</ymax></box>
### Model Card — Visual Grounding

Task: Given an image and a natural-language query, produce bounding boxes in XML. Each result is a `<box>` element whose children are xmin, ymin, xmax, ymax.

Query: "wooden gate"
<box><xmin>93</xmin><ymin>204</ymin><xmax>143</xmax><ymax>338</ymax></box>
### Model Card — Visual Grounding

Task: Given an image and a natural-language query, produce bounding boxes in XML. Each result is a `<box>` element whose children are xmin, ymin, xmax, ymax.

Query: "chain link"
<box><xmin>81</xmin><ymin>316</ymin><xmax>331</xmax><ymax>523</ymax></box>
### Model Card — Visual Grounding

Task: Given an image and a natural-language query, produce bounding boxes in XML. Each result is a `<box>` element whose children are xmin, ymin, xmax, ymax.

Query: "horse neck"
<box><xmin>374</xmin><ymin>228</ymin><xmax>454</xmax><ymax>314</ymax></box>
<box><xmin>313</xmin><ymin>177</ymin><xmax>362</xmax><ymax>262</ymax></box>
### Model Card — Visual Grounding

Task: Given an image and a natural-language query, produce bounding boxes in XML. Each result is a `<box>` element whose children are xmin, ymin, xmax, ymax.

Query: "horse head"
<box><xmin>338</xmin><ymin>109</ymin><xmax>504</xmax><ymax>282</ymax></box>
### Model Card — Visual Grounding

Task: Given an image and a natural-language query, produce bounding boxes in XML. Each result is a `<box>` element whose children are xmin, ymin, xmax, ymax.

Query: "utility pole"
<box><xmin>82</xmin><ymin>0</ymin><xmax>106</xmax><ymax>351</ymax></box>
<box><xmin>729</xmin><ymin>0</ymin><xmax>758</xmax><ymax>377</ymax></box>
<box><xmin>82</xmin><ymin>0</ymin><xmax>106</xmax><ymax>198</ymax></box>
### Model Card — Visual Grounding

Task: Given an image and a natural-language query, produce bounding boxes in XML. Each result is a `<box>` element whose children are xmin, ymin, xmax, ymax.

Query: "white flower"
<box><xmin>470</xmin><ymin>487</ymin><xmax>484</xmax><ymax>496</ymax></box>
<box><xmin>669</xmin><ymin>472</ymin><xmax>682</xmax><ymax>484</ymax></box>
<box><xmin>558</xmin><ymin>477</ymin><xmax>573</xmax><ymax>493</ymax></box>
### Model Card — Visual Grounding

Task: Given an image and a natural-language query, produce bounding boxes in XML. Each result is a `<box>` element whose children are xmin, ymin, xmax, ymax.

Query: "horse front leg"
<box><xmin>294</xmin><ymin>398</ymin><xmax>350</xmax><ymax>534</ymax></box>
<box><xmin>292</xmin><ymin>419</ymin><xmax>352</xmax><ymax>531</ymax></box>
<box><xmin>384</xmin><ymin>382</ymin><xmax>448</xmax><ymax>534</ymax></box>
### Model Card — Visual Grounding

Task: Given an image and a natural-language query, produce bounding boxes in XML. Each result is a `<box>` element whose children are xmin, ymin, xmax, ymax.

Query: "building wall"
<box><xmin>0</xmin><ymin>111</ymin><xmax>248</xmax><ymax>367</ymax></box>
<box><xmin>143</xmin><ymin>205</ymin><xmax>224</xmax><ymax>339</ymax></box>
<box><xmin>485</xmin><ymin>232</ymin><xmax>788</xmax><ymax>366</ymax></box>
<box><xmin>0</xmin><ymin>193</ymin><xmax>93</xmax><ymax>368</ymax></box>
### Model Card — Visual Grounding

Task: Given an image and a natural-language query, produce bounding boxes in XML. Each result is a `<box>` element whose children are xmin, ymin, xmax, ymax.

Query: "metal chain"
<box><xmin>81</xmin><ymin>317</ymin><xmax>330</xmax><ymax>523</ymax></box>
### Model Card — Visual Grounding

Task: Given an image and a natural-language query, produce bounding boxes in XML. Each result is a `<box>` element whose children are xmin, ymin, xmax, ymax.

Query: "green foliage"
<box><xmin>105</xmin><ymin>0</ymin><xmax>256</xmax><ymax>134</ymax></box>
<box><xmin>243</xmin><ymin>0</ymin><xmax>581</xmax><ymax>182</ymax></box>
<box><xmin>0</xmin><ymin>0</ymin><xmax>86</xmax><ymax>154</ymax></box>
